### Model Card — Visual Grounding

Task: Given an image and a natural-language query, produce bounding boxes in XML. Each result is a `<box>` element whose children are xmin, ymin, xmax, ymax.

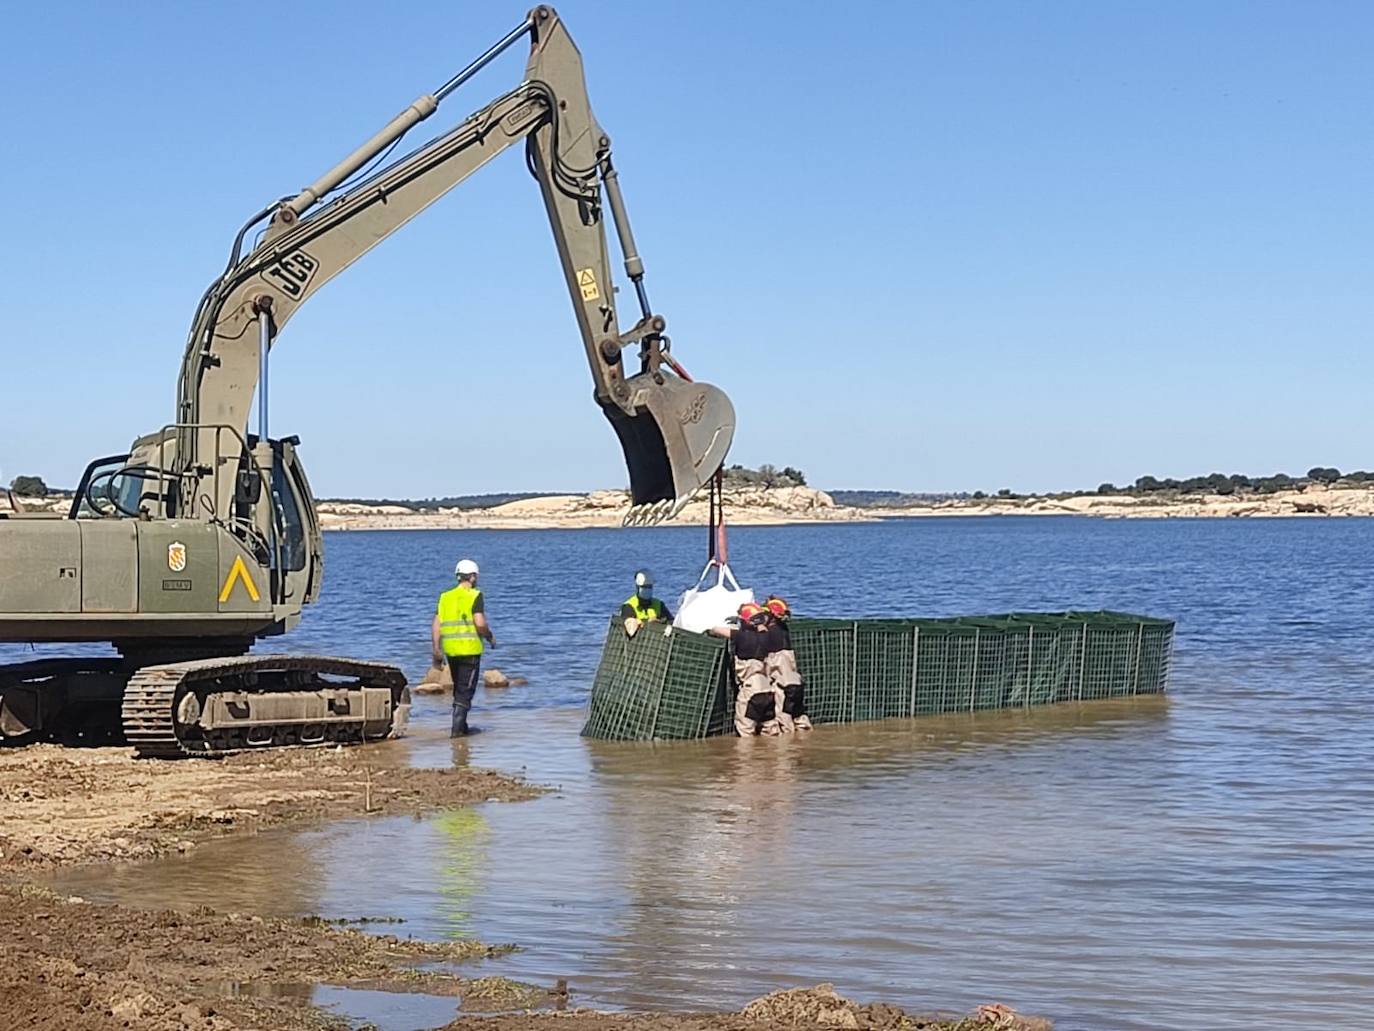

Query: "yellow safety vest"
<box><xmin>624</xmin><ymin>594</ymin><xmax>665</xmax><ymax>621</ymax></box>
<box><xmin>438</xmin><ymin>585</ymin><xmax>483</xmax><ymax>657</ymax></box>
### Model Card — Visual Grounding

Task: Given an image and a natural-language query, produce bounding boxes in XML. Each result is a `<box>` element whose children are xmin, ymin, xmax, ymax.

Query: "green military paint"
<box><xmin>582</xmin><ymin>612</ymin><xmax>1176</xmax><ymax>741</ymax></box>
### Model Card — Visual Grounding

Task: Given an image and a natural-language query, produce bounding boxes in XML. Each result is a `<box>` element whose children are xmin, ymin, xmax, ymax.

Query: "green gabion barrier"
<box><xmin>581</xmin><ymin>619</ymin><xmax>731</xmax><ymax>741</ymax></box>
<box><xmin>581</xmin><ymin>611</ymin><xmax>1174</xmax><ymax>741</ymax></box>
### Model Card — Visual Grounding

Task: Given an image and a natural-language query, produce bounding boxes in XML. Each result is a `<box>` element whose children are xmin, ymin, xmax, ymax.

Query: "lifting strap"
<box><xmin>665</xmin><ymin>351</ymin><xmax>727</xmax><ymax>567</ymax></box>
<box><xmin>707</xmin><ymin>468</ymin><xmax>727</xmax><ymax>566</ymax></box>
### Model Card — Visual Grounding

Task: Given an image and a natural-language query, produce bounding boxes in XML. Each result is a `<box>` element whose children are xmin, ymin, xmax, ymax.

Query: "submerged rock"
<box><xmin>415</xmin><ymin>664</ymin><xmax>527</xmax><ymax>693</ymax></box>
<box><xmin>414</xmin><ymin>662</ymin><xmax>452</xmax><ymax>695</ymax></box>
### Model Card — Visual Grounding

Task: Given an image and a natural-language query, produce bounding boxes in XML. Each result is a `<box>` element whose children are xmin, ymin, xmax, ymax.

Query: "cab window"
<box><xmin>271</xmin><ymin>462</ymin><xmax>307</xmax><ymax>571</ymax></box>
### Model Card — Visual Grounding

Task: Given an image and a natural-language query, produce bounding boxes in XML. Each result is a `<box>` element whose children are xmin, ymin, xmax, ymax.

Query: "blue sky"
<box><xmin>1</xmin><ymin>1</ymin><xmax>1370</xmax><ymax>496</ymax></box>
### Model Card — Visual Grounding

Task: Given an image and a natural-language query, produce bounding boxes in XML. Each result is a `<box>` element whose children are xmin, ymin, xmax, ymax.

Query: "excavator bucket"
<box><xmin>604</xmin><ymin>372</ymin><xmax>735</xmax><ymax>526</ymax></box>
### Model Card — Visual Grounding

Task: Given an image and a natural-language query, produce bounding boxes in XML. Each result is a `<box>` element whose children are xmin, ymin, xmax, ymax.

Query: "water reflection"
<box><xmin>432</xmin><ymin>807</ymin><xmax>490</xmax><ymax>939</ymax></box>
<box><xmin>567</xmin><ymin>699</ymin><xmax>1176</xmax><ymax>1008</ymax></box>
<box><xmin>45</xmin><ymin>690</ymin><xmax>1374</xmax><ymax>1030</ymax></box>
<box><xmin>313</xmin><ymin>985</ymin><xmax>459</xmax><ymax>1031</ymax></box>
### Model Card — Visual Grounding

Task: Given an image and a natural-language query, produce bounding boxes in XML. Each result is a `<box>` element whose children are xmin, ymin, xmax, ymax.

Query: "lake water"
<box><xmin>38</xmin><ymin>518</ymin><xmax>1374</xmax><ymax>1030</ymax></box>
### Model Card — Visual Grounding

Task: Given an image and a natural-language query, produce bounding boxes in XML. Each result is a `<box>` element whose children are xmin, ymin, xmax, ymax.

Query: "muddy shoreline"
<box><xmin>0</xmin><ymin>742</ymin><xmax>536</xmax><ymax>870</ymax></box>
<box><xmin>1</xmin><ymin>742</ymin><xmax>547</xmax><ymax>1029</ymax></box>
<box><xmin>1</xmin><ymin>742</ymin><xmax>1049</xmax><ymax>1030</ymax></box>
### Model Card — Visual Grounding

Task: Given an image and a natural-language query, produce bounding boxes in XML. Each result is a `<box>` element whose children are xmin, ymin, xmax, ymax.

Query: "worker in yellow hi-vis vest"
<box><xmin>620</xmin><ymin>569</ymin><xmax>673</xmax><ymax>637</ymax></box>
<box><xmin>431</xmin><ymin>558</ymin><xmax>495</xmax><ymax>737</ymax></box>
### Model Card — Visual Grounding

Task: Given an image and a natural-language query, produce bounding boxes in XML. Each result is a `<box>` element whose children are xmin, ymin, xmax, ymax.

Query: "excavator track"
<box><xmin>121</xmin><ymin>654</ymin><xmax>409</xmax><ymax>759</ymax></box>
<box><xmin>0</xmin><ymin>657</ymin><xmax>129</xmax><ymax>744</ymax></box>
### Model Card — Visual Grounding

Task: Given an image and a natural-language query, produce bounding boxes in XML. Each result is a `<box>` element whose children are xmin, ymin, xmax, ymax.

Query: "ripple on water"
<box><xmin>31</xmin><ymin>519</ymin><xmax>1374</xmax><ymax>1030</ymax></box>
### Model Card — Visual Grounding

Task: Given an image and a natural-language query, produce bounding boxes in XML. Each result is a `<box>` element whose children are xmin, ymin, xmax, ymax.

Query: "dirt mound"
<box><xmin>447</xmin><ymin>988</ymin><xmax>1051</xmax><ymax>1031</ymax></box>
<box><xmin>736</xmin><ymin>986</ymin><xmax>1050</xmax><ymax>1031</ymax></box>
<box><xmin>739</xmin><ymin>984</ymin><xmax>911</xmax><ymax>1029</ymax></box>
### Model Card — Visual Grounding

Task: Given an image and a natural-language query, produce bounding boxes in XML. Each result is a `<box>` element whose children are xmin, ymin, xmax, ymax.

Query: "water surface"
<box><xmin>41</xmin><ymin>518</ymin><xmax>1374</xmax><ymax>1029</ymax></box>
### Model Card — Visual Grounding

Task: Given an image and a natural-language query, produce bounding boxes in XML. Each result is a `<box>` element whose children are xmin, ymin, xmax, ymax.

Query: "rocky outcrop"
<box><xmin>316</xmin><ymin>486</ymin><xmax>873</xmax><ymax>530</ymax></box>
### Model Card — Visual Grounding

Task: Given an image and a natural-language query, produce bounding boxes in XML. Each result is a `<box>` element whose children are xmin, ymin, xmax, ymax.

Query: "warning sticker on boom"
<box><xmin>577</xmin><ymin>268</ymin><xmax>600</xmax><ymax>301</ymax></box>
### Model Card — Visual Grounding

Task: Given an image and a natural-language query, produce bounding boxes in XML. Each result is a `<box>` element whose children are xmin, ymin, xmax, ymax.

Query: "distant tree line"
<box><xmin>321</xmin><ymin>491</ymin><xmax>563</xmax><ymax>511</ymax></box>
<box><xmin>1093</xmin><ymin>467</ymin><xmax>1366</xmax><ymax>497</ymax></box>
<box><xmin>721</xmin><ymin>464</ymin><xmax>807</xmax><ymax>488</ymax></box>
<box><xmin>942</xmin><ymin>467</ymin><xmax>1372</xmax><ymax>502</ymax></box>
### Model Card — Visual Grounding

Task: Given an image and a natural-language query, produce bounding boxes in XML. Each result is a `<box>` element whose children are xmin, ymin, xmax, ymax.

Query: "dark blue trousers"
<box><xmin>446</xmin><ymin>656</ymin><xmax>480</xmax><ymax>736</ymax></box>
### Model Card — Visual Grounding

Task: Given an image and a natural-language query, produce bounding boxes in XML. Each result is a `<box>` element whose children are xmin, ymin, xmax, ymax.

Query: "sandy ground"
<box><xmin>0</xmin><ymin>742</ymin><xmax>535</xmax><ymax>869</ymax></box>
<box><xmin>0</xmin><ymin>743</ymin><xmax>1048</xmax><ymax>1031</ymax></box>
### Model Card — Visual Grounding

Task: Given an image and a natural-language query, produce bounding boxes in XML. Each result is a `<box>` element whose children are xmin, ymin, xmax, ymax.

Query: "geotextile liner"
<box><xmin>581</xmin><ymin>611</ymin><xmax>1175</xmax><ymax>741</ymax></box>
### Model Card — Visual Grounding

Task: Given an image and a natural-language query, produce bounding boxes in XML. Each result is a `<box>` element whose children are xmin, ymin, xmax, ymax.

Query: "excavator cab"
<box><xmin>71</xmin><ymin>454</ymin><xmax>170</xmax><ymax>520</ymax></box>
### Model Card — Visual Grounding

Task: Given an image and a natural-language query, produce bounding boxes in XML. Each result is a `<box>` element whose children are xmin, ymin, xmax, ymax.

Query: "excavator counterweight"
<box><xmin>0</xmin><ymin>6</ymin><xmax>734</xmax><ymax>753</ymax></box>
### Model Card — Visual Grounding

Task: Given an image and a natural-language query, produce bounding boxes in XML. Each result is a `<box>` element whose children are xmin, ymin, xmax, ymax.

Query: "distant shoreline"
<box><xmin>314</xmin><ymin>482</ymin><xmax>1374</xmax><ymax>530</ymax></box>
<box><xmin>316</xmin><ymin>486</ymin><xmax>877</xmax><ymax>531</ymax></box>
<box><xmin>9</xmin><ymin>483</ymin><xmax>1371</xmax><ymax>528</ymax></box>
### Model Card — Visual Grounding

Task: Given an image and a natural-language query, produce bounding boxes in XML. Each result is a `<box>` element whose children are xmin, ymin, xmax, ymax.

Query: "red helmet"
<box><xmin>765</xmin><ymin>596</ymin><xmax>790</xmax><ymax>620</ymax></box>
<box><xmin>737</xmin><ymin>602</ymin><xmax>767</xmax><ymax>625</ymax></box>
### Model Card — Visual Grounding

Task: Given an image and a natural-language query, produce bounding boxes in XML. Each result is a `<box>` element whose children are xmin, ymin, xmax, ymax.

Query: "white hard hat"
<box><xmin>455</xmin><ymin>558</ymin><xmax>479</xmax><ymax>577</ymax></box>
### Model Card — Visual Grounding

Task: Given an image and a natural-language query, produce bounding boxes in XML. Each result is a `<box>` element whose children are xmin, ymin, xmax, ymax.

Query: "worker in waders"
<box><xmin>711</xmin><ymin>602</ymin><xmax>791</xmax><ymax>736</ymax></box>
<box><xmin>621</xmin><ymin>569</ymin><xmax>673</xmax><ymax>638</ymax></box>
<box><xmin>765</xmin><ymin>596</ymin><xmax>812</xmax><ymax>730</ymax></box>
<box><xmin>432</xmin><ymin>558</ymin><xmax>495</xmax><ymax>737</ymax></box>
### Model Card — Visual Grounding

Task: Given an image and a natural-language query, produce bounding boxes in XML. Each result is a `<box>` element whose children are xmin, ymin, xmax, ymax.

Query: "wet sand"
<box><xmin>1</xmin><ymin>741</ymin><xmax>1043</xmax><ymax>1030</ymax></box>
<box><xmin>0</xmin><ymin>741</ymin><xmax>536</xmax><ymax>869</ymax></box>
<box><xmin>0</xmin><ymin>882</ymin><xmax>526</xmax><ymax>1031</ymax></box>
<box><xmin>0</xmin><ymin>741</ymin><xmax>541</xmax><ymax>1028</ymax></box>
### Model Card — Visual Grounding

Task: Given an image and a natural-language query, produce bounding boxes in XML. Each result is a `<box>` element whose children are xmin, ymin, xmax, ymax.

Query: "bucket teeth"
<box><xmin>624</xmin><ymin>499</ymin><xmax>660</xmax><ymax>527</ymax></box>
<box><xmin>622</xmin><ymin>492</ymin><xmax>699</xmax><ymax>527</ymax></box>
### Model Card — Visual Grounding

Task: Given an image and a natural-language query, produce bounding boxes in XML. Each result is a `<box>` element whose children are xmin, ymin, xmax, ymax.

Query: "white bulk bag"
<box><xmin>673</xmin><ymin>561</ymin><xmax>755</xmax><ymax>634</ymax></box>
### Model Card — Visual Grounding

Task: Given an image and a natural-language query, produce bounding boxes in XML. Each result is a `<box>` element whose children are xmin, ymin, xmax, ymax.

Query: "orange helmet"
<box><xmin>737</xmin><ymin>602</ymin><xmax>767</xmax><ymax>625</ymax></box>
<box><xmin>765</xmin><ymin>596</ymin><xmax>790</xmax><ymax>620</ymax></box>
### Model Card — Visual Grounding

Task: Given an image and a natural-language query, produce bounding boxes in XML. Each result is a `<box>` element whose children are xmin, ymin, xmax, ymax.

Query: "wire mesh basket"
<box><xmin>581</xmin><ymin>611</ymin><xmax>1174</xmax><ymax>741</ymax></box>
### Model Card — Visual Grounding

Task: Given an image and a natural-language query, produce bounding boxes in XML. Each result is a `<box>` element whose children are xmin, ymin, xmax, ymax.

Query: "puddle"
<box><xmin>313</xmin><ymin>985</ymin><xmax>459</xmax><ymax>1030</ymax></box>
<box><xmin>216</xmin><ymin>980</ymin><xmax>314</xmax><ymax>1001</ymax></box>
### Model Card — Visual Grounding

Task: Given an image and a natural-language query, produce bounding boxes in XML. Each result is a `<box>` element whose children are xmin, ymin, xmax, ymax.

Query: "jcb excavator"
<box><xmin>0</xmin><ymin>7</ymin><xmax>734</xmax><ymax>756</ymax></box>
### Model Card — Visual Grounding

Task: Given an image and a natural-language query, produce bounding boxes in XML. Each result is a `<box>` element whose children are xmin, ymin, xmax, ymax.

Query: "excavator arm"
<box><xmin>175</xmin><ymin>6</ymin><xmax>732</xmax><ymax>525</ymax></box>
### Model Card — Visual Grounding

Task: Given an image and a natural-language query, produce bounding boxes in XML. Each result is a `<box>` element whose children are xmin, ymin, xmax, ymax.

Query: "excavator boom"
<box><xmin>176</xmin><ymin>5</ymin><xmax>733</xmax><ymax>524</ymax></box>
<box><xmin>0</xmin><ymin>7</ymin><xmax>731</xmax><ymax>754</ymax></box>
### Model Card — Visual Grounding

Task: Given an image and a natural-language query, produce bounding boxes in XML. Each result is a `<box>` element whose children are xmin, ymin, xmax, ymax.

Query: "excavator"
<box><xmin>0</xmin><ymin>6</ymin><xmax>735</xmax><ymax>756</ymax></box>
